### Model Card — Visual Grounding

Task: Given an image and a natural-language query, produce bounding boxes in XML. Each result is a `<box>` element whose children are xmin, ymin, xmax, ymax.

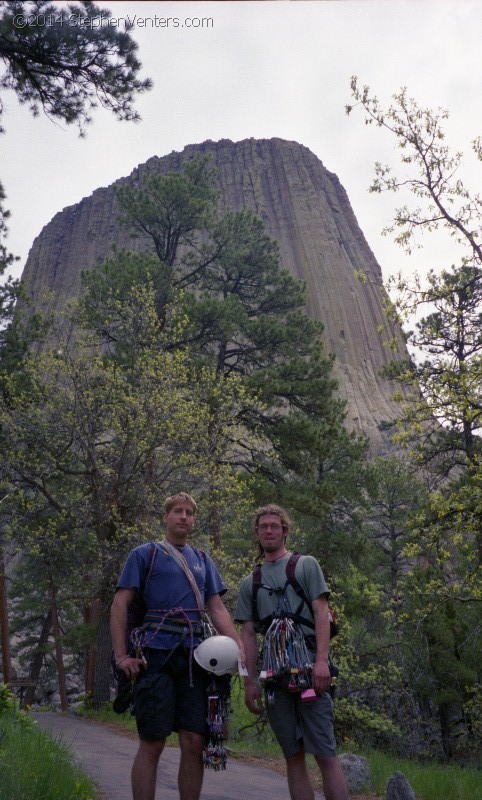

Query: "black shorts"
<box><xmin>133</xmin><ymin>647</ymin><xmax>211</xmax><ymax>741</ymax></box>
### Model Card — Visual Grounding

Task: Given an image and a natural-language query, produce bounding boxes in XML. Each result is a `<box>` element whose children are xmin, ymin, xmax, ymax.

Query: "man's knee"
<box><xmin>138</xmin><ymin>738</ymin><xmax>166</xmax><ymax>761</ymax></box>
<box><xmin>178</xmin><ymin>729</ymin><xmax>205</xmax><ymax>757</ymax></box>
<box><xmin>285</xmin><ymin>749</ymin><xmax>306</xmax><ymax>767</ymax></box>
<box><xmin>314</xmin><ymin>754</ymin><xmax>343</xmax><ymax>775</ymax></box>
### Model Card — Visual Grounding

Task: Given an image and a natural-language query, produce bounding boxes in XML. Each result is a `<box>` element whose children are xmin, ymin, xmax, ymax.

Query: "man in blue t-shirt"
<box><xmin>111</xmin><ymin>491</ymin><xmax>243</xmax><ymax>800</ymax></box>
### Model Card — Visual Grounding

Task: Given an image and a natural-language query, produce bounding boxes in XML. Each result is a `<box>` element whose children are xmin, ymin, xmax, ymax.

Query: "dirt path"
<box><xmin>33</xmin><ymin>712</ymin><xmax>327</xmax><ymax>800</ymax></box>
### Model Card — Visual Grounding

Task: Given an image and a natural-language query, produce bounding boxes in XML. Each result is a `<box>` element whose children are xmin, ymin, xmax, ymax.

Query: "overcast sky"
<box><xmin>2</xmin><ymin>0</ymin><xmax>481</xmax><ymax>289</ymax></box>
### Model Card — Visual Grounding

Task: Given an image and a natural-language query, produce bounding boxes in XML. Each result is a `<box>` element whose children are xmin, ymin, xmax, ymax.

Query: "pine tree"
<box><xmin>1</xmin><ymin>283</ymin><xmax>263</xmax><ymax>703</ymax></box>
<box><xmin>348</xmin><ymin>80</ymin><xmax>482</xmax><ymax>757</ymax></box>
<box><xmin>82</xmin><ymin>158</ymin><xmax>366</xmax><ymax>525</ymax></box>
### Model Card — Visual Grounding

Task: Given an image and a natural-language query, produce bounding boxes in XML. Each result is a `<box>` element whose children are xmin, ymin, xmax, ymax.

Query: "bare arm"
<box><xmin>311</xmin><ymin>595</ymin><xmax>332</xmax><ymax>694</ymax></box>
<box><xmin>241</xmin><ymin>620</ymin><xmax>263</xmax><ymax>714</ymax></box>
<box><xmin>206</xmin><ymin>593</ymin><xmax>245</xmax><ymax>665</ymax></box>
<box><xmin>110</xmin><ymin>587</ymin><xmax>145</xmax><ymax>678</ymax></box>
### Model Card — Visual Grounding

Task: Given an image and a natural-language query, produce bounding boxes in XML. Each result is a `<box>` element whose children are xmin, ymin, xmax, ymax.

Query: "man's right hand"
<box><xmin>244</xmin><ymin>683</ymin><xmax>263</xmax><ymax>715</ymax></box>
<box><xmin>116</xmin><ymin>655</ymin><xmax>147</xmax><ymax>678</ymax></box>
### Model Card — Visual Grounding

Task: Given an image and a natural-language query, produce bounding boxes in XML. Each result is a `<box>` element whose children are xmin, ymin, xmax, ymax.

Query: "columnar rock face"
<box><xmin>20</xmin><ymin>138</ymin><xmax>408</xmax><ymax>450</ymax></box>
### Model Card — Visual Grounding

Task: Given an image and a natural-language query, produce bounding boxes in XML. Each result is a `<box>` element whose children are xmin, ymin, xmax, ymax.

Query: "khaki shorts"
<box><xmin>265</xmin><ymin>681</ymin><xmax>337</xmax><ymax>758</ymax></box>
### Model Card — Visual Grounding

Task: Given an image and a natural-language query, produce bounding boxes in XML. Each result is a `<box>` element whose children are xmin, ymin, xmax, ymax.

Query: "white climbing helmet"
<box><xmin>193</xmin><ymin>635</ymin><xmax>240</xmax><ymax>675</ymax></box>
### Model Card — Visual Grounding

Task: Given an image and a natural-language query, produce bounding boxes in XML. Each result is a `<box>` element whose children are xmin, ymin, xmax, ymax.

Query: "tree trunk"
<box><xmin>84</xmin><ymin>600</ymin><xmax>101</xmax><ymax>699</ymax></box>
<box><xmin>24</xmin><ymin>610</ymin><xmax>52</xmax><ymax>708</ymax></box>
<box><xmin>208</xmin><ymin>481</ymin><xmax>221</xmax><ymax>551</ymax></box>
<box><xmin>439</xmin><ymin>701</ymin><xmax>453</xmax><ymax>760</ymax></box>
<box><xmin>0</xmin><ymin>542</ymin><xmax>12</xmax><ymax>684</ymax></box>
<box><xmin>92</xmin><ymin>603</ymin><xmax>113</xmax><ymax>709</ymax></box>
<box><xmin>49</xmin><ymin>580</ymin><xmax>68</xmax><ymax>712</ymax></box>
<box><xmin>390</xmin><ymin>528</ymin><xmax>399</xmax><ymax>594</ymax></box>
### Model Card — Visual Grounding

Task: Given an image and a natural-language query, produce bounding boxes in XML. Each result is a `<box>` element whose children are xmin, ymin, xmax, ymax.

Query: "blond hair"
<box><xmin>163</xmin><ymin>492</ymin><xmax>197</xmax><ymax>515</ymax></box>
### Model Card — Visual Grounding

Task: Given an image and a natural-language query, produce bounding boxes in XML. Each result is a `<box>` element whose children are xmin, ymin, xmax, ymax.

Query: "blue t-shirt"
<box><xmin>116</xmin><ymin>540</ymin><xmax>227</xmax><ymax>650</ymax></box>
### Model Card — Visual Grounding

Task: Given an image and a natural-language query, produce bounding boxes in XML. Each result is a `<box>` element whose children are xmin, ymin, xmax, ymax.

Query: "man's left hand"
<box><xmin>312</xmin><ymin>659</ymin><xmax>331</xmax><ymax>694</ymax></box>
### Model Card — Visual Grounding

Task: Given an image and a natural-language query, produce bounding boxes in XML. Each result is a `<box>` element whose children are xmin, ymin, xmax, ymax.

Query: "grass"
<box><xmin>0</xmin><ymin>707</ymin><xmax>97</xmax><ymax>800</ymax></box>
<box><xmin>364</xmin><ymin>749</ymin><xmax>481</xmax><ymax>800</ymax></box>
<box><xmin>80</xmin><ymin>679</ymin><xmax>481</xmax><ymax>800</ymax></box>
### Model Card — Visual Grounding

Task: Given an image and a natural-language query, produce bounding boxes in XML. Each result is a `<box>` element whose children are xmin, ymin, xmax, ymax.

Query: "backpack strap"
<box><xmin>190</xmin><ymin>544</ymin><xmax>207</xmax><ymax>563</ymax></box>
<box><xmin>126</xmin><ymin>543</ymin><xmax>157</xmax><ymax>629</ymax></box>
<box><xmin>251</xmin><ymin>562</ymin><xmax>288</xmax><ymax>631</ymax></box>
<box><xmin>283</xmin><ymin>552</ymin><xmax>316</xmax><ymax>630</ymax></box>
<box><xmin>250</xmin><ymin>554</ymin><xmax>314</xmax><ymax>631</ymax></box>
<box><xmin>286</xmin><ymin>552</ymin><xmax>339</xmax><ymax>638</ymax></box>
<box><xmin>251</xmin><ymin>551</ymin><xmax>338</xmax><ymax>638</ymax></box>
<box><xmin>285</xmin><ymin>552</ymin><xmax>305</xmax><ymax>598</ymax></box>
<box><xmin>251</xmin><ymin>563</ymin><xmax>263</xmax><ymax>627</ymax></box>
<box><xmin>142</xmin><ymin>542</ymin><xmax>158</xmax><ymax>594</ymax></box>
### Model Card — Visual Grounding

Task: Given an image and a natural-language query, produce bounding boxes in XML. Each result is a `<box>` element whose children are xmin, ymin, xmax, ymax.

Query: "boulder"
<box><xmin>49</xmin><ymin>691</ymin><xmax>61</xmax><ymax>709</ymax></box>
<box><xmin>386</xmin><ymin>771</ymin><xmax>417</xmax><ymax>800</ymax></box>
<box><xmin>338</xmin><ymin>753</ymin><xmax>373</xmax><ymax>793</ymax></box>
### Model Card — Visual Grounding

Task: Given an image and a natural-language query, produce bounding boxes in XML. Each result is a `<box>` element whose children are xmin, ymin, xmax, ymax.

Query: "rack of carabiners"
<box><xmin>204</xmin><ymin>675</ymin><xmax>232</xmax><ymax>771</ymax></box>
<box><xmin>259</xmin><ymin>614</ymin><xmax>316</xmax><ymax>703</ymax></box>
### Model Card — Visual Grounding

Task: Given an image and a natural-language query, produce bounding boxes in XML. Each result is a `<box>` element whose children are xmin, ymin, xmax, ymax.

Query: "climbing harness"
<box><xmin>113</xmin><ymin>540</ymin><xmax>213</xmax><ymax>712</ymax></box>
<box><xmin>252</xmin><ymin>552</ymin><xmax>339</xmax><ymax>638</ymax></box>
<box><xmin>130</xmin><ymin>606</ymin><xmax>214</xmax><ymax>687</ymax></box>
<box><xmin>128</xmin><ymin>539</ymin><xmax>216</xmax><ymax>686</ymax></box>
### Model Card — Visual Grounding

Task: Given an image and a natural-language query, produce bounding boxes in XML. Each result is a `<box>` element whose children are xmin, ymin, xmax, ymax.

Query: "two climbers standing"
<box><xmin>110</xmin><ymin>497</ymin><xmax>347</xmax><ymax>800</ymax></box>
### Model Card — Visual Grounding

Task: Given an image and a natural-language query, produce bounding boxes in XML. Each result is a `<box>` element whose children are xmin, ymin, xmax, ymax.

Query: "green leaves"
<box><xmin>0</xmin><ymin>0</ymin><xmax>152</xmax><ymax>381</ymax></box>
<box><xmin>347</xmin><ymin>77</ymin><xmax>482</xmax><ymax>263</ymax></box>
<box><xmin>2</xmin><ymin>153</ymin><xmax>370</xmax><ymax>711</ymax></box>
<box><xmin>0</xmin><ymin>1</ymin><xmax>152</xmax><ymax>135</ymax></box>
<box><xmin>81</xmin><ymin>157</ymin><xmax>365</xmax><ymax>517</ymax></box>
<box><xmin>115</xmin><ymin>155</ymin><xmax>217</xmax><ymax>270</ymax></box>
<box><xmin>347</xmin><ymin>81</ymin><xmax>482</xmax><ymax>755</ymax></box>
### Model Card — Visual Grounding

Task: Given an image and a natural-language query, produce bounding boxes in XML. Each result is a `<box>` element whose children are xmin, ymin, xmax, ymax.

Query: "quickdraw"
<box><xmin>259</xmin><ymin>614</ymin><xmax>316</xmax><ymax>704</ymax></box>
<box><xmin>203</xmin><ymin>675</ymin><xmax>232</xmax><ymax>771</ymax></box>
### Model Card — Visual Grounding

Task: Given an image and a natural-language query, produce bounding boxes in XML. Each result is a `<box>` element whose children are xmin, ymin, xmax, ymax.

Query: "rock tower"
<box><xmin>20</xmin><ymin>138</ymin><xmax>408</xmax><ymax>450</ymax></box>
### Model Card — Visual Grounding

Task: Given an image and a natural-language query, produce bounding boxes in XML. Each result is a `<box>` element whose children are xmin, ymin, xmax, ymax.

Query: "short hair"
<box><xmin>163</xmin><ymin>492</ymin><xmax>197</xmax><ymax>515</ymax></box>
<box><xmin>253</xmin><ymin>504</ymin><xmax>292</xmax><ymax>559</ymax></box>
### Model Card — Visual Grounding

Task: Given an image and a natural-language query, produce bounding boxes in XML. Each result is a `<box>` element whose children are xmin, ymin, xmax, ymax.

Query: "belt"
<box><xmin>142</xmin><ymin>618</ymin><xmax>205</xmax><ymax>637</ymax></box>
